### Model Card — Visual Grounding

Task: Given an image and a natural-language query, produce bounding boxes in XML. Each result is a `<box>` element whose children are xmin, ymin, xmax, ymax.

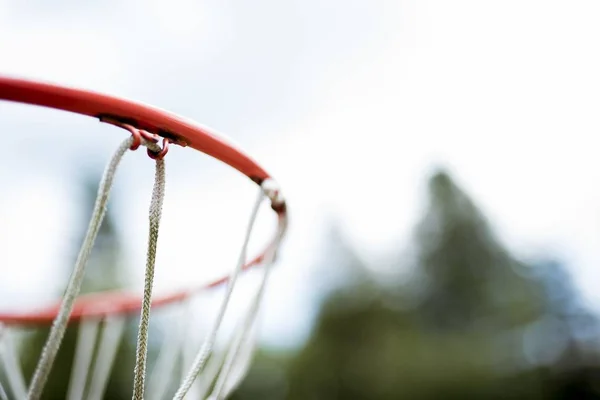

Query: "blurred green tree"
<box><xmin>530</xmin><ymin>258</ymin><xmax>600</xmax><ymax>399</ymax></box>
<box><xmin>413</xmin><ymin>170</ymin><xmax>545</xmax><ymax>332</ymax></box>
<box><xmin>277</xmin><ymin>170</ymin><xmax>548</xmax><ymax>399</ymax></box>
<box><xmin>234</xmin><ymin>168</ymin><xmax>600</xmax><ymax>399</ymax></box>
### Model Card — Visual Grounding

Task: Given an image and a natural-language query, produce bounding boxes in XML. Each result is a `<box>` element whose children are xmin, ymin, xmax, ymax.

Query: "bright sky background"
<box><xmin>1</xmin><ymin>0</ymin><xmax>600</xmax><ymax>349</ymax></box>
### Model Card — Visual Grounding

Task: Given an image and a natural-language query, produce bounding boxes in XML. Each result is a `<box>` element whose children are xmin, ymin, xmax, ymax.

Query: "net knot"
<box><xmin>146</xmin><ymin>137</ymin><xmax>170</xmax><ymax>160</ymax></box>
<box><xmin>108</xmin><ymin>122</ymin><xmax>170</xmax><ymax>160</ymax></box>
<box><xmin>99</xmin><ymin>118</ymin><xmax>170</xmax><ymax>160</ymax></box>
<box><xmin>261</xmin><ymin>179</ymin><xmax>285</xmax><ymax>213</ymax></box>
<box><xmin>127</xmin><ymin>126</ymin><xmax>158</xmax><ymax>151</ymax></box>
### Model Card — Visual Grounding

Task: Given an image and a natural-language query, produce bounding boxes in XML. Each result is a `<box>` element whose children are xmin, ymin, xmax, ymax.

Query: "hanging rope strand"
<box><xmin>132</xmin><ymin>157</ymin><xmax>167</xmax><ymax>400</ymax></box>
<box><xmin>173</xmin><ymin>186</ymin><xmax>265</xmax><ymax>400</ymax></box>
<box><xmin>27</xmin><ymin>136</ymin><xmax>134</xmax><ymax>400</ymax></box>
<box><xmin>210</xmin><ymin>219</ymin><xmax>285</xmax><ymax>400</ymax></box>
<box><xmin>212</xmin><ymin>270</ymin><xmax>270</xmax><ymax>398</ymax></box>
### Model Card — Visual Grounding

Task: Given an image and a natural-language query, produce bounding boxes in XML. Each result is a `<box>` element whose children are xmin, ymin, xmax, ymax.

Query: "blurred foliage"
<box><xmin>232</xmin><ymin>169</ymin><xmax>600</xmax><ymax>400</ymax></box>
<box><xmin>11</xmin><ymin>166</ymin><xmax>600</xmax><ymax>399</ymax></box>
<box><xmin>19</xmin><ymin>173</ymin><xmax>136</xmax><ymax>399</ymax></box>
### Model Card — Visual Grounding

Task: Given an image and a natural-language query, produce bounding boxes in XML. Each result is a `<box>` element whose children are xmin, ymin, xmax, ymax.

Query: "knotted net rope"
<box><xmin>22</xmin><ymin>129</ymin><xmax>281</xmax><ymax>400</ymax></box>
<box><xmin>27</xmin><ymin>134</ymin><xmax>164</xmax><ymax>400</ymax></box>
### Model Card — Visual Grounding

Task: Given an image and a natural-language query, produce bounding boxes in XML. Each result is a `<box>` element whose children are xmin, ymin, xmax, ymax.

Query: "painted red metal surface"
<box><xmin>0</xmin><ymin>75</ymin><xmax>270</xmax><ymax>183</ymax></box>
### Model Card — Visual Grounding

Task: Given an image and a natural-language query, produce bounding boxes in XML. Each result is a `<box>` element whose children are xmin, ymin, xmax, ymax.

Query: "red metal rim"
<box><xmin>0</xmin><ymin>75</ymin><xmax>287</xmax><ymax>326</ymax></box>
<box><xmin>0</xmin><ymin>219</ymin><xmax>283</xmax><ymax>326</ymax></box>
<box><xmin>0</xmin><ymin>75</ymin><xmax>270</xmax><ymax>183</ymax></box>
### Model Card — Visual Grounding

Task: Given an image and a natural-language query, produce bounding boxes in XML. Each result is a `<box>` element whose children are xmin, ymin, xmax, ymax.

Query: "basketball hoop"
<box><xmin>0</xmin><ymin>76</ymin><xmax>288</xmax><ymax>400</ymax></box>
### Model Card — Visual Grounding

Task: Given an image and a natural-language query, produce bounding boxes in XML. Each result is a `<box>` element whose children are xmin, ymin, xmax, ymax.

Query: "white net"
<box><xmin>0</xmin><ymin>125</ymin><xmax>285</xmax><ymax>400</ymax></box>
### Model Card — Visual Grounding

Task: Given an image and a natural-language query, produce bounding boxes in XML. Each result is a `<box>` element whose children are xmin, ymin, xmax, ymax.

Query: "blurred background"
<box><xmin>2</xmin><ymin>0</ymin><xmax>600</xmax><ymax>398</ymax></box>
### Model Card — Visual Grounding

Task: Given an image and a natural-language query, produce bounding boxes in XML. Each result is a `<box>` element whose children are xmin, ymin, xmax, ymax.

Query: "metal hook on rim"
<box><xmin>116</xmin><ymin>123</ymin><xmax>168</xmax><ymax>159</ymax></box>
<box><xmin>98</xmin><ymin>117</ymin><xmax>159</xmax><ymax>151</ymax></box>
<box><xmin>147</xmin><ymin>137</ymin><xmax>170</xmax><ymax>160</ymax></box>
<box><xmin>111</xmin><ymin>121</ymin><xmax>169</xmax><ymax>159</ymax></box>
<box><xmin>124</xmin><ymin>126</ymin><xmax>159</xmax><ymax>151</ymax></box>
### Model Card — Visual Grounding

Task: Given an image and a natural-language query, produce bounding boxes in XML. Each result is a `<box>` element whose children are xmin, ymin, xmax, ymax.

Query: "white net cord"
<box><xmin>86</xmin><ymin>316</ymin><xmax>126</xmax><ymax>400</ymax></box>
<box><xmin>147</xmin><ymin>305</ymin><xmax>193</xmax><ymax>400</ymax></box>
<box><xmin>63</xmin><ymin>315</ymin><xmax>126</xmax><ymax>400</ymax></box>
<box><xmin>27</xmin><ymin>134</ymin><xmax>163</xmax><ymax>400</ymax></box>
<box><xmin>209</xmin><ymin>264</ymin><xmax>270</xmax><ymax>399</ymax></box>
<box><xmin>66</xmin><ymin>318</ymin><xmax>101</xmax><ymax>400</ymax></box>
<box><xmin>0</xmin><ymin>326</ymin><xmax>27</xmax><ymax>399</ymax></box>
<box><xmin>5</xmin><ymin>126</ymin><xmax>283</xmax><ymax>400</ymax></box>
<box><xmin>173</xmin><ymin>186</ymin><xmax>266</xmax><ymax>400</ymax></box>
<box><xmin>26</xmin><ymin>137</ymin><xmax>133</xmax><ymax>399</ymax></box>
<box><xmin>209</xmin><ymin>213</ymin><xmax>285</xmax><ymax>400</ymax></box>
<box><xmin>132</xmin><ymin>156</ymin><xmax>167</xmax><ymax>400</ymax></box>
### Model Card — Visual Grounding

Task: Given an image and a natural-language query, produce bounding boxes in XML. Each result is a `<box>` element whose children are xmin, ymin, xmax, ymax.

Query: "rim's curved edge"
<box><xmin>0</xmin><ymin>75</ymin><xmax>270</xmax><ymax>183</ymax></box>
<box><xmin>0</xmin><ymin>75</ymin><xmax>288</xmax><ymax>325</ymax></box>
<box><xmin>0</xmin><ymin>213</ymin><xmax>287</xmax><ymax>325</ymax></box>
<box><xmin>0</xmin><ymin>229</ymin><xmax>272</xmax><ymax>325</ymax></box>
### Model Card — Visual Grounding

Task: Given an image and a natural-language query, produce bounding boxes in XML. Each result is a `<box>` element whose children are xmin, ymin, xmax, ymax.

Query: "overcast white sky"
<box><xmin>1</xmin><ymin>0</ymin><xmax>600</xmax><ymax>349</ymax></box>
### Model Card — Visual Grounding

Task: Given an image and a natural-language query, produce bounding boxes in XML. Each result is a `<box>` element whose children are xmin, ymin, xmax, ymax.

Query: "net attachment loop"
<box><xmin>146</xmin><ymin>137</ymin><xmax>169</xmax><ymax>160</ymax></box>
<box><xmin>125</xmin><ymin>124</ymin><xmax>170</xmax><ymax>160</ymax></box>
<box><xmin>261</xmin><ymin>178</ymin><xmax>286</xmax><ymax>214</ymax></box>
<box><xmin>125</xmin><ymin>125</ymin><xmax>158</xmax><ymax>150</ymax></box>
<box><xmin>100</xmin><ymin>118</ymin><xmax>170</xmax><ymax>160</ymax></box>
